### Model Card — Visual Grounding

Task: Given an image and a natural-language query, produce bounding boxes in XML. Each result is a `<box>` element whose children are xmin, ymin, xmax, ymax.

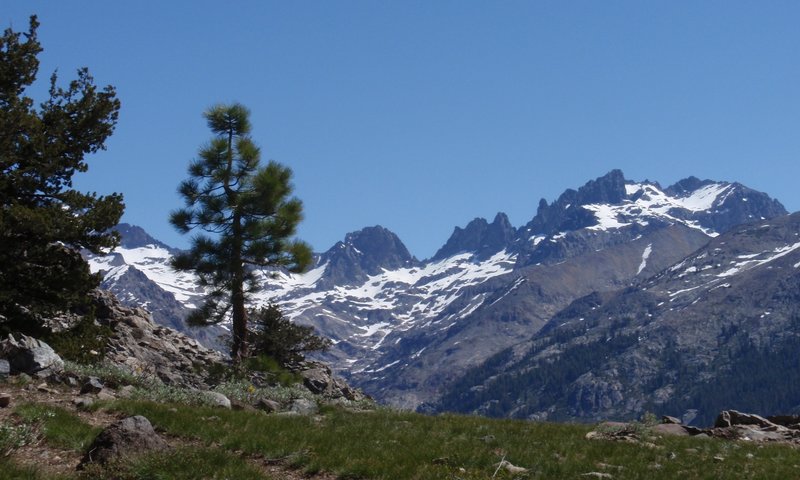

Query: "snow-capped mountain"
<box><xmin>432</xmin><ymin>212</ymin><xmax>800</xmax><ymax>424</ymax></box>
<box><xmin>85</xmin><ymin>170</ymin><xmax>787</xmax><ymax>408</ymax></box>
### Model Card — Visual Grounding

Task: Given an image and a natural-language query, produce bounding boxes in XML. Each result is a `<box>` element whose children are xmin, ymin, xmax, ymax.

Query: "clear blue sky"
<box><xmin>5</xmin><ymin>2</ymin><xmax>800</xmax><ymax>259</ymax></box>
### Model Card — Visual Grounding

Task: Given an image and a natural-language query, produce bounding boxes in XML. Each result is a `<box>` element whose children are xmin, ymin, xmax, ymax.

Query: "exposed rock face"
<box><xmin>98</xmin><ymin>262</ymin><xmax>227</xmax><ymax>351</ymax></box>
<box><xmin>80</xmin><ymin>415</ymin><xmax>168</xmax><ymax>467</ymax></box>
<box><xmin>523</xmin><ymin>169</ymin><xmax>629</xmax><ymax>236</ymax></box>
<box><xmin>317</xmin><ymin>225</ymin><xmax>418</xmax><ymax>287</ymax></box>
<box><xmin>433</xmin><ymin>213</ymin><xmax>516</xmax><ymax>261</ymax></box>
<box><xmin>300</xmin><ymin>363</ymin><xmax>366</xmax><ymax>401</ymax></box>
<box><xmin>90</xmin><ymin>290</ymin><xmax>226</xmax><ymax>388</ymax></box>
<box><xmin>0</xmin><ymin>334</ymin><xmax>64</xmax><ymax>377</ymax></box>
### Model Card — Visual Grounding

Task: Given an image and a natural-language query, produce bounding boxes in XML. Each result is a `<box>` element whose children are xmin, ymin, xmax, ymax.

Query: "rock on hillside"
<box><xmin>90</xmin><ymin>289</ymin><xmax>226</xmax><ymax>388</ymax></box>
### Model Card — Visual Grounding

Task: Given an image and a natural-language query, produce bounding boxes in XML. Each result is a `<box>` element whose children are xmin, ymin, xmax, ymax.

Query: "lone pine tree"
<box><xmin>170</xmin><ymin>104</ymin><xmax>312</xmax><ymax>360</ymax></box>
<box><xmin>0</xmin><ymin>16</ymin><xmax>124</xmax><ymax>334</ymax></box>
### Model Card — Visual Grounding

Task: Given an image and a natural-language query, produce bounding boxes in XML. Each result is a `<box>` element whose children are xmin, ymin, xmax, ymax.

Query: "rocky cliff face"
<box><xmin>84</xmin><ymin>170</ymin><xmax>787</xmax><ymax>410</ymax></box>
<box><xmin>433</xmin><ymin>213</ymin><xmax>516</xmax><ymax>261</ymax></box>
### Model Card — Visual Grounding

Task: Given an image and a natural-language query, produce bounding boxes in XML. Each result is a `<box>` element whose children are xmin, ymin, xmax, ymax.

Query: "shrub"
<box><xmin>247</xmin><ymin>304</ymin><xmax>331</xmax><ymax>366</ymax></box>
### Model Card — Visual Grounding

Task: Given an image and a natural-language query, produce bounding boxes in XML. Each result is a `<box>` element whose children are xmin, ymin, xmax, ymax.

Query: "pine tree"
<box><xmin>0</xmin><ymin>16</ymin><xmax>124</xmax><ymax>334</ymax></box>
<box><xmin>249</xmin><ymin>303</ymin><xmax>331</xmax><ymax>366</ymax></box>
<box><xmin>170</xmin><ymin>103</ymin><xmax>312</xmax><ymax>360</ymax></box>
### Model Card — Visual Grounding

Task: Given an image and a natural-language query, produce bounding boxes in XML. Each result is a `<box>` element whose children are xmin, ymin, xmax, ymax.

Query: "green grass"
<box><xmin>0</xmin><ymin>458</ymin><xmax>49</xmax><ymax>480</ymax></box>
<box><xmin>110</xmin><ymin>399</ymin><xmax>800</xmax><ymax>480</ymax></box>
<box><xmin>14</xmin><ymin>404</ymin><xmax>100</xmax><ymax>451</ymax></box>
<box><xmin>77</xmin><ymin>447</ymin><xmax>270</xmax><ymax>480</ymax></box>
<box><xmin>7</xmin><ymin>396</ymin><xmax>800</xmax><ymax>479</ymax></box>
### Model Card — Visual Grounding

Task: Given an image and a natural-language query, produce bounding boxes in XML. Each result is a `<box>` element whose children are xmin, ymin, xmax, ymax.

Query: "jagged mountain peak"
<box><xmin>114</xmin><ymin>223</ymin><xmax>177</xmax><ymax>252</ymax></box>
<box><xmin>318</xmin><ymin>225</ymin><xmax>418</xmax><ymax>286</ymax></box>
<box><xmin>665</xmin><ymin>176</ymin><xmax>717</xmax><ymax>196</ymax></box>
<box><xmin>521</xmin><ymin>170</ymin><xmax>786</xmax><ymax>239</ymax></box>
<box><xmin>432</xmin><ymin>212</ymin><xmax>516</xmax><ymax>261</ymax></box>
<box><xmin>524</xmin><ymin>170</ymin><xmax>629</xmax><ymax>236</ymax></box>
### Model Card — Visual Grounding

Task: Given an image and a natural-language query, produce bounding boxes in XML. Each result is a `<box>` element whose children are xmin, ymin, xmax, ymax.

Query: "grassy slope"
<box><xmin>4</xmin><ymin>398</ymin><xmax>800</xmax><ymax>480</ymax></box>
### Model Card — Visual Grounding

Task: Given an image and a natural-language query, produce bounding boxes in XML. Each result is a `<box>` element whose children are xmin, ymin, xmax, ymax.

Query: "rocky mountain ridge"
<box><xmin>83</xmin><ymin>170</ymin><xmax>787</xmax><ymax>411</ymax></box>
<box><xmin>431</xmin><ymin>212</ymin><xmax>800</xmax><ymax>424</ymax></box>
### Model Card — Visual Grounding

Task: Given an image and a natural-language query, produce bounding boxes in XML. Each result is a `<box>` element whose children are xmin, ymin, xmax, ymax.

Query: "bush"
<box><xmin>247</xmin><ymin>304</ymin><xmax>331</xmax><ymax>366</ymax></box>
<box><xmin>43</xmin><ymin>315</ymin><xmax>112</xmax><ymax>364</ymax></box>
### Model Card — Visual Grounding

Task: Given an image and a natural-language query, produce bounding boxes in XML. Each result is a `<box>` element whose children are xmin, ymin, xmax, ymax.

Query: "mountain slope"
<box><xmin>432</xmin><ymin>212</ymin><xmax>800</xmax><ymax>424</ymax></box>
<box><xmin>84</xmin><ymin>170</ymin><xmax>786</xmax><ymax>408</ymax></box>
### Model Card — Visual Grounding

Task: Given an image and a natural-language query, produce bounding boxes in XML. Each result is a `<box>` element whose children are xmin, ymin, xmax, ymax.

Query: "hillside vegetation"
<box><xmin>2</xmin><ymin>373</ymin><xmax>800</xmax><ymax>480</ymax></box>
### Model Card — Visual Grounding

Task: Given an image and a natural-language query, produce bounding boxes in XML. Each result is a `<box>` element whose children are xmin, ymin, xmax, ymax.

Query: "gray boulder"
<box><xmin>652</xmin><ymin>423</ymin><xmax>690</xmax><ymax>436</ymax></box>
<box><xmin>0</xmin><ymin>334</ymin><xmax>64</xmax><ymax>377</ymax></box>
<box><xmin>203</xmin><ymin>391</ymin><xmax>231</xmax><ymax>409</ymax></box>
<box><xmin>714</xmin><ymin>410</ymin><xmax>780</xmax><ymax>429</ymax></box>
<box><xmin>81</xmin><ymin>377</ymin><xmax>104</xmax><ymax>395</ymax></box>
<box><xmin>290</xmin><ymin>398</ymin><xmax>318</xmax><ymax>416</ymax></box>
<box><xmin>0</xmin><ymin>359</ymin><xmax>9</xmax><ymax>379</ymax></box>
<box><xmin>256</xmin><ymin>398</ymin><xmax>282</xmax><ymax>413</ymax></box>
<box><xmin>80</xmin><ymin>415</ymin><xmax>168</xmax><ymax>467</ymax></box>
<box><xmin>300</xmin><ymin>363</ymin><xmax>365</xmax><ymax>401</ymax></box>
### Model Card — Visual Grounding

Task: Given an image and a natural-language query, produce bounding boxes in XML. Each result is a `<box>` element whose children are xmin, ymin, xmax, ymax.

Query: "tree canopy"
<box><xmin>0</xmin><ymin>16</ymin><xmax>124</xmax><ymax>334</ymax></box>
<box><xmin>170</xmin><ymin>103</ymin><xmax>312</xmax><ymax>360</ymax></box>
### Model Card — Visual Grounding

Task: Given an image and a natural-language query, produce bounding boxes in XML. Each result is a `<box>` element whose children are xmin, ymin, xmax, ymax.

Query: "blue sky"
<box><xmin>5</xmin><ymin>2</ymin><xmax>800</xmax><ymax>259</ymax></box>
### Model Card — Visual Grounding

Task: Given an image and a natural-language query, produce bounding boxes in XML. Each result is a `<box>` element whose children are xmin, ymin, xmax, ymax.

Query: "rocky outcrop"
<box><xmin>523</xmin><ymin>169</ymin><xmax>628</xmax><ymax>236</ymax></box>
<box><xmin>90</xmin><ymin>289</ymin><xmax>226</xmax><ymax>388</ymax></box>
<box><xmin>433</xmin><ymin>213</ymin><xmax>516</xmax><ymax>261</ymax></box>
<box><xmin>300</xmin><ymin>362</ymin><xmax>367</xmax><ymax>402</ymax></box>
<box><xmin>318</xmin><ymin>225</ymin><xmax>418</xmax><ymax>287</ymax></box>
<box><xmin>586</xmin><ymin>409</ymin><xmax>800</xmax><ymax>445</ymax></box>
<box><xmin>0</xmin><ymin>334</ymin><xmax>64</xmax><ymax>378</ymax></box>
<box><xmin>80</xmin><ymin>415</ymin><xmax>169</xmax><ymax>467</ymax></box>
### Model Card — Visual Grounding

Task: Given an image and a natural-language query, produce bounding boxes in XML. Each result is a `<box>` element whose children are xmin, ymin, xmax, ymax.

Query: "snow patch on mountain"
<box><xmin>637</xmin><ymin>244</ymin><xmax>653</xmax><ymax>275</ymax></box>
<box><xmin>582</xmin><ymin>182</ymin><xmax>733</xmax><ymax>236</ymax></box>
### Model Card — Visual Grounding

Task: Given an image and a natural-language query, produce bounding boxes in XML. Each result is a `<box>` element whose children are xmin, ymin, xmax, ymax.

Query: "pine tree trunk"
<box><xmin>230</xmin><ymin>209</ymin><xmax>248</xmax><ymax>361</ymax></box>
<box><xmin>226</xmin><ymin>126</ymin><xmax>248</xmax><ymax>362</ymax></box>
<box><xmin>231</xmin><ymin>283</ymin><xmax>248</xmax><ymax>361</ymax></box>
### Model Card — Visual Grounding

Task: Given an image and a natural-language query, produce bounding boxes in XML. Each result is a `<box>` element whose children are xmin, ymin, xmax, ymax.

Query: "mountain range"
<box><xmin>85</xmin><ymin>169</ymin><xmax>790</xmax><ymax>418</ymax></box>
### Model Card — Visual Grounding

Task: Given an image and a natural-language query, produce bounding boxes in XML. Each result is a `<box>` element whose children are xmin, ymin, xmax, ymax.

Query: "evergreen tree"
<box><xmin>0</xmin><ymin>16</ymin><xmax>124</xmax><ymax>334</ymax></box>
<box><xmin>170</xmin><ymin>103</ymin><xmax>312</xmax><ymax>361</ymax></box>
<box><xmin>249</xmin><ymin>303</ymin><xmax>331</xmax><ymax>366</ymax></box>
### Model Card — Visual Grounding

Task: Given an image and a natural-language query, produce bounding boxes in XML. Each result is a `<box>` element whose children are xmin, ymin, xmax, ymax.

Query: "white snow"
<box><xmin>718</xmin><ymin>242</ymin><xmax>800</xmax><ymax>278</ymax></box>
<box><xmin>637</xmin><ymin>244</ymin><xmax>653</xmax><ymax>275</ymax></box>
<box><xmin>673</xmin><ymin>184</ymin><xmax>732</xmax><ymax>212</ymax></box>
<box><xmin>530</xmin><ymin>235</ymin><xmax>546</xmax><ymax>246</ymax></box>
<box><xmin>584</xmin><ymin>204</ymin><xmax>632</xmax><ymax>231</ymax></box>
<box><xmin>356</xmin><ymin>322</ymin><xmax>391</xmax><ymax>337</ymax></box>
<box><xmin>580</xmin><ymin>182</ymin><xmax>733</xmax><ymax>235</ymax></box>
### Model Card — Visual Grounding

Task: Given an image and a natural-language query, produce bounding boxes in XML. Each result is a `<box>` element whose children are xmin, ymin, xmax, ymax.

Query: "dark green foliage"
<box><xmin>248</xmin><ymin>304</ymin><xmax>331</xmax><ymax>366</ymax></box>
<box><xmin>42</xmin><ymin>315</ymin><xmax>112</xmax><ymax>364</ymax></box>
<box><xmin>240</xmin><ymin>354</ymin><xmax>301</xmax><ymax>386</ymax></box>
<box><xmin>170</xmin><ymin>103</ymin><xmax>312</xmax><ymax>360</ymax></box>
<box><xmin>0</xmin><ymin>16</ymin><xmax>124</xmax><ymax>335</ymax></box>
<box><xmin>434</xmin><ymin>332</ymin><xmax>639</xmax><ymax>419</ymax></box>
<box><xmin>654</xmin><ymin>320</ymin><xmax>800</xmax><ymax>425</ymax></box>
